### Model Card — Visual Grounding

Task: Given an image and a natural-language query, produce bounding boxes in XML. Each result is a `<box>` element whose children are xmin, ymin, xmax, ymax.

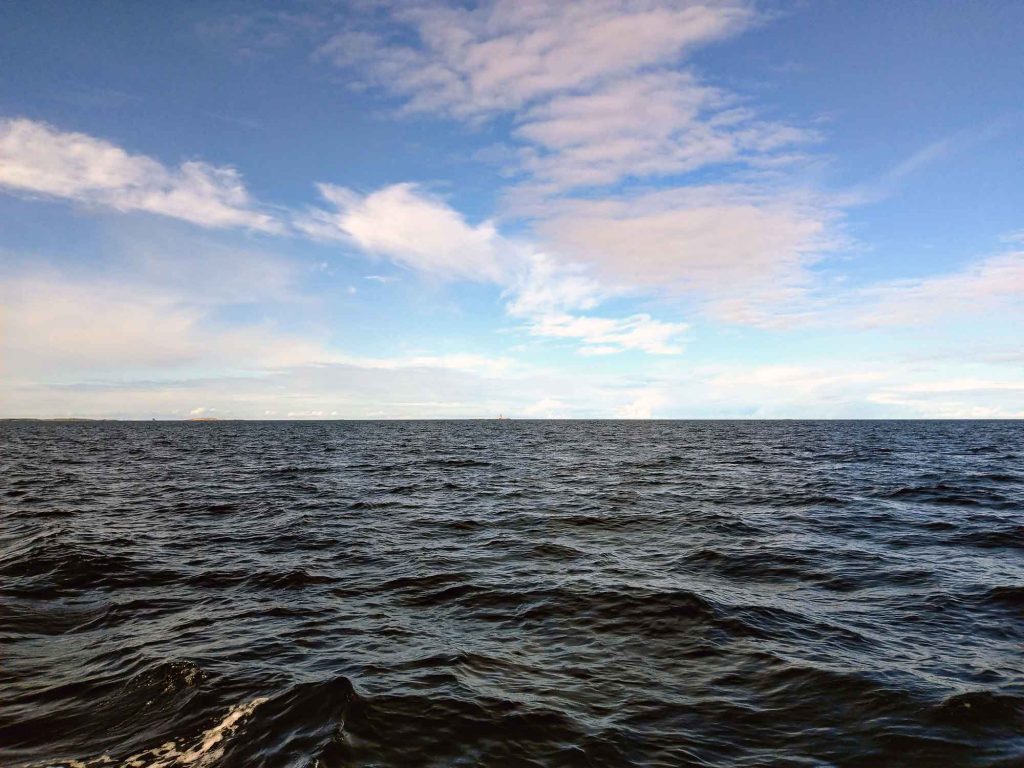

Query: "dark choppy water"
<box><xmin>2</xmin><ymin>420</ymin><xmax>1022</xmax><ymax>767</ymax></box>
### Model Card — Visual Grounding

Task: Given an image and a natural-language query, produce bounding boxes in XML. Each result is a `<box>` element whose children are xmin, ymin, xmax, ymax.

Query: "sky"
<box><xmin>0</xmin><ymin>0</ymin><xmax>1022</xmax><ymax>419</ymax></box>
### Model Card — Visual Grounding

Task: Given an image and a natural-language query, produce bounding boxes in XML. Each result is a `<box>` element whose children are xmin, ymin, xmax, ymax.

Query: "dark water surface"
<box><xmin>2</xmin><ymin>420</ymin><xmax>1022</xmax><ymax>767</ymax></box>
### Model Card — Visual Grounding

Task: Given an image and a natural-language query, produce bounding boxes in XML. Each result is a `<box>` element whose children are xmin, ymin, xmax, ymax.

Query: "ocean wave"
<box><xmin>3</xmin><ymin>419</ymin><xmax>1022</xmax><ymax>767</ymax></box>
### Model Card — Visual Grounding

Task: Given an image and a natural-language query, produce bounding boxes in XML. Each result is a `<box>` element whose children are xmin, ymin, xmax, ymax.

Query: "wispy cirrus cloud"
<box><xmin>525</xmin><ymin>312</ymin><xmax>687</xmax><ymax>356</ymax></box>
<box><xmin>514</xmin><ymin>70</ymin><xmax>814</xmax><ymax>192</ymax></box>
<box><xmin>317</xmin><ymin>0</ymin><xmax>755</xmax><ymax>120</ymax></box>
<box><xmin>851</xmin><ymin>249</ymin><xmax>1024</xmax><ymax>327</ymax></box>
<box><xmin>0</xmin><ymin>117</ymin><xmax>280</xmax><ymax>232</ymax></box>
<box><xmin>317</xmin><ymin>0</ymin><xmax>803</xmax><ymax>194</ymax></box>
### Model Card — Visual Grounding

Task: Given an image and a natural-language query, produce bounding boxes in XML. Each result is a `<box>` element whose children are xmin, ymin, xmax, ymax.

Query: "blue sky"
<box><xmin>1</xmin><ymin>0</ymin><xmax>1022</xmax><ymax>419</ymax></box>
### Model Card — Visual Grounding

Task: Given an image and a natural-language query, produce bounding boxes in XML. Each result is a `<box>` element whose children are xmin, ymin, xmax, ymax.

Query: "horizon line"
<box><xmin>2</xmin><ymin>417</ymin><xmax>1020</xmax><ymax>423</ymax></box>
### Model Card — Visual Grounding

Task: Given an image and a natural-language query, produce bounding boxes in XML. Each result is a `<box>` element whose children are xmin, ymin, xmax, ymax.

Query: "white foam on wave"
<box><xmin>52</xmin><ymin>696</ymin><xmax>268</xmax><ymax>768</ymax></box>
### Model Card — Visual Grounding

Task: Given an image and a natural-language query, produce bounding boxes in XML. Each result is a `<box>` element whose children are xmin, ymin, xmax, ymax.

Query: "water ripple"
<box><xmin>1</xmin><ymin>419</ymin><xmax>1022</xmax><ymax>767</ymax></box>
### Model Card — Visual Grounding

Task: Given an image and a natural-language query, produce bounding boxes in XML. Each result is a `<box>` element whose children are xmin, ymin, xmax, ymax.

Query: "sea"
<box><xmin>1</xmin><ymin>420</ymin><xmax>1022</xmax><ymax>767</ymax></box>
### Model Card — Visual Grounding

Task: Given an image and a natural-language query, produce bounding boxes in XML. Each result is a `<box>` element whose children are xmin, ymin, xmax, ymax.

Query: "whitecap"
<box><xmin>42</xmin><ymin>697</ymin><xmax>267</xmax><ymax>768</ymax></box>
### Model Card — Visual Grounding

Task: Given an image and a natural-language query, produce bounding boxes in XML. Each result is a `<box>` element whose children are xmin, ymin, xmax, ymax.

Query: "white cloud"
<box><xmin>0</xmin><ymin>278</ymin><xmax>529</xmax><ymax>383</ymax></box>
<box><xmin>536</xmin><ymin>186</ymin><xmax>835</xmax><ymax>323</ymax></box>
<box><xmin>0</xmin><ymin>117</ymin><xmax>280</xmax><ymax>231</ymax></box>
<box><xmin>3</xmin><ymin>262</ymin><xmax>1019</xmax><ymax>420</ymax></box>
<box><xmin>318</xmin><ymin>1</ymin><xmax>806</xmax><ymax>196</ymax></box>
<box><xmin>504</xmin><ymin>251</ymin><xmax>602</xmax><ymax>316</ymax></box>
<box><xmin>615</xmin><ymin>387</ymin><xmax>668</xmax><ymax>419</ymax></box>
<box><xmin>522</xmin><ymin>397</ymin><xmax>569</xmax><ymax>418</ymax></box>
<box><xmin>675</xmin><ymin>362</ymin><xmax>1024</xmax><ymax>419</ymax></box>
<box><xmin>516</xmin><ymin>71</ymin><xmax>812</xmax><ymax>191</ymax></box>
<box><xmin>319</xmin><ymin>0</ymin><xmax>754</xmax><ymax>119</ymax></box>
<box><xmin>526</xmin><ymin>312</ymin><xmax>687</xmax><ymax>356</ymax></box>
<box><xmin>297</xmin><ymin>182</ymin><xmax>508</xmax><ymax>282</ymax></box>
<box><xmin>2</xmin><ymin>6</ymin><xmax>833</xmax><ymax>338</ymax></box>
<box><xmin>301</xmin><ymin>182</ymin><xmax>690</xmax><ymax>354</ymax></box>
<box><xmin>312</xmin><ymin>1</ymin><xmax>833</xmax><ymax>323</ymax></box>
<box><xmin>0</xmin><ymin>273</ymin><xmax>328</xmax><ymax>378</ymax></box>
<box><xmin>506</xmin><ymin>252</ymin><xmax>688</xmax><ymax>355</ymax></box>
<box><xmin>853</xmin><ymin>250</ymin><xmax>1024</xmax><ymax>327</ymax></box>
<box><xmin>349</xmin><ymin>352</ymin><xmax>517</xmax><ymax>379</ymax></box>
<box><xmin>0</xmin><ymin>242</ymin><xmax>537</xmax><ymax>386</ymax></box>
<box><xmin>864</xmin><ymin>375</ymin><xmax>1024</xmax><ymax>418</ymax></box>
<box><xmin>704</xmin><ymin>364</ymin><xmax>885</xmax><ymax>403</ymax></box>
